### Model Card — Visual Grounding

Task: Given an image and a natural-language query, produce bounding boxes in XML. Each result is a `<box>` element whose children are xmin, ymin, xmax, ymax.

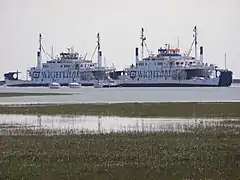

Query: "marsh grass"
<box><xmin>0</xmin><ymin>102</ymin><xmax>240</xmax><ymax>118</ymax></box>
<box><xmin>0</xmin><ymin>124</ymin><xmax>240</xmax><ymax>179</ymax></box>
<box><xmin>0</xmin><ymin>92</ymin><xmax>70</xmax><ymax>97</ymax></box>
<box><xmin>221</xmin><ymin>120</ymin><xmax>240</xmax><ymax>125</ymax></box>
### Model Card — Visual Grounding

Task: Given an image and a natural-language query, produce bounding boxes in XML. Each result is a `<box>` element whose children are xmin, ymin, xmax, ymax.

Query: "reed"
<box><xmin>0</xmin><ymin>92</ymin><xmax>70</xmax><ymax>97</ymax></box>
<box><xmin>0</xmin><ymin>125</ymin><xmax>240</xmax><ymax>180</ymax></box>
<box><xmin>0</xmin><ymin>102</ymin><xmax>240</xmax><ymax>117</ymax></box>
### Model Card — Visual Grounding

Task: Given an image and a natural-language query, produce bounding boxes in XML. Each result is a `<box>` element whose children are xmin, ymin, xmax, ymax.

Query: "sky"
<box><xmin>0</xmin><ymin>0</ymin><xmax>239</xmax><ymax>79</ymax></box>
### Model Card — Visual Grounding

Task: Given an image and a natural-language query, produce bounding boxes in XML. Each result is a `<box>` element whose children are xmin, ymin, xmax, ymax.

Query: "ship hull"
<box><xmin>118</xmin><ymin>79</ymin><xmax>231</xmax><ymax>87</ymax></box>
<box><xmin>117</xmin><ymin>70</ymin><xmax>233</xmax><ymax>87</ymax></box>
<box><xmin>4</xmin><ymin>70</ymin><xmax>232</xmax><ymax>88</ymax></box>
<box><xmin>118</xmin><ymin>83</ymin><xmax>228</xmax><ymax>87</ymax></box>
<box><xmin>4</xmin><ymin>82</ymin><xmax>230</xmax><ymax>87</ymax></box>
<box><xmin>4</xmin><ymin>80</ymin><xmax>94</xmax><ymax>87</ymax></box>
<box><xmin>4</xmin><ymin>80</ymin><xmax>119</xmax><ymax>88</ymax></box>
<box><xmin>4</xmin><ymin>83</ymin><xmax>94</xmax><ymax>87</ymax></box>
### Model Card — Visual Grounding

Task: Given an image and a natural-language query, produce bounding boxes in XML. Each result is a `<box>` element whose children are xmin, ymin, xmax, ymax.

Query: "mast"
<box><xmin>97</xmin><ymin>33</ymin><xmax>102</xmax><ymax>68</ymax></box>
<box><xmin>97</xmin><ymin>33</ymin><xmax>100</xmax><ymax>53</ymax></box>
<box><xmin>193</xmin><ymin>26</ymin><xmax>198</xmax><ymax>63</ymax></box>
<box><xmin>39</xmin><ymin>34</ymin><xmax>42</xmax><ymax>53</ymax></box>
<box><xmin>140</xmin><ymin>28</ymin><xmax>146</xmax><ymax>60</ymax></box>
<box><xmin>37</xmin><ymin>34</ymin><xmax>42</xmax><ymax>68</ymax></box>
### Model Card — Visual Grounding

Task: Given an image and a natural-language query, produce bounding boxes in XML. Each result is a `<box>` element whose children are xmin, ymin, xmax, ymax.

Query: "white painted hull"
<box><xmin>68</xmin><ymin>83</ymin><xmax>81</xmax><ymax>88</ymax></box>
<box><xmin>5</xmin><ymin>79</ymin><xmax>37</xmax><ymax>86</ymax></box>
<box><xmin>4</xmin><ymin>79</ymin><xmax>115</xmax><ymax>87</ymax></box>
<box><xmin>116</xmin><ymin>77</ymin><xmax>221</xmax><ymax>87</ymax></box>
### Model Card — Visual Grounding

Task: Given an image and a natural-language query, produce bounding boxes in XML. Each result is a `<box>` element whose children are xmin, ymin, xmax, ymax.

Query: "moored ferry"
<box><xmin>4</xmin><ymin>33</ymin><xmax>116</xmax><ymax>87</ymax></box>
<box><xmin>110</xmin><ymin>26</ymin><xmax>233</xmax><ymax>87</ymax></box>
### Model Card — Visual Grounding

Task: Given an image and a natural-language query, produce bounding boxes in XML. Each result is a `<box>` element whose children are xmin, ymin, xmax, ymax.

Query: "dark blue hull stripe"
<box><xmin>5</xmin><ymin>82</ymin><xmax>231</xmax><ymax>88</ymax></box>
<box><xmin>119</xmin><ymin>83</ymin><xmax>229</xmax><ymax>87</ymax></box>
<box><xmin>6</xmin><ymin>83</ymin><xmax>94</xmax><ymax>87</ymax></box>
<box><xmin>6</xmin><ymin>83</ymin><xmax>120</xmax><ymax>88</ymax></box>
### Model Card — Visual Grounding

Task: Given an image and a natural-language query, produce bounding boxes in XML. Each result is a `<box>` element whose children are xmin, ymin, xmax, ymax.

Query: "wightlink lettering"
<box><xmin>41</xmin><ymin>71</ymin><xmax>84</xmax><ymax>79</ymax></box>
<box><xmin>131</xmin><ymin>70</ymin><xmax>173</xmax><ymax>79</ymax></box>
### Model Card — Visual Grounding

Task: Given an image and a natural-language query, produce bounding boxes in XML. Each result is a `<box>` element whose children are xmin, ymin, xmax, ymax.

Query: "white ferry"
<box><xmin>4</xmin><ymin>33</ymin><xmax>117</xmax><ymax>87</ymax></box>
<box><xmin>110</xmin><ymin>26</ymin><xmax>233</xmax><ymax>87</ymax></box>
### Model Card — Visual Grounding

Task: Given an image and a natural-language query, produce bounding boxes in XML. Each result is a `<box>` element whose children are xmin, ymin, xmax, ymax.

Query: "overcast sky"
<box><xmin>0</xmin><ymin>0</ymin><xmax>239</xmax><ymax>79</ymax></box>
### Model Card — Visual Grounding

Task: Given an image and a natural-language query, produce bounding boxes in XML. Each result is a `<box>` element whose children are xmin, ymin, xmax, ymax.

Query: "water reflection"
<box><xmin>0</xmin><ymin>114</ymin><xmax>239</xmax><ymax>135</ymax></box>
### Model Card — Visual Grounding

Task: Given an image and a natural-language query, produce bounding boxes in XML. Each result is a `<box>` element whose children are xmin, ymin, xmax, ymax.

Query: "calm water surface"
<box><xmin>0</xmin><ymin>114</ymin><xmax>238</xmax><ymax>135</ymax></box>
<box><xmin>0</xmin><ymin>85</ymin><xmax>240</xmax><ymax>104</ymax></box>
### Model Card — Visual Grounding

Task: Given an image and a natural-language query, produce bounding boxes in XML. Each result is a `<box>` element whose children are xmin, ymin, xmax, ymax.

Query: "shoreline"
<box><xmin>0</xmin><ymin>102</ymin><xmax>239</xmax><ymax>117</ymax></box>
<box><xmin>0</xmin><ymin>92</ymin><xmax>70</xmax><ymax>97</ymax></box>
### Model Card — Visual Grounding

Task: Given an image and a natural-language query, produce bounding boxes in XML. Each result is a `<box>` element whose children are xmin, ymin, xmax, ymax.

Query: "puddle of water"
<box><xmin>0</xmin><ymin>114</ymin><xmax>239</xmax><ymax>135</ymax></box>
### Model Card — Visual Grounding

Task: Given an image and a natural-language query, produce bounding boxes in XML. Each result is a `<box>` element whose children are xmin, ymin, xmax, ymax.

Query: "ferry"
<box><xmin>110</xmin><ymin>26</ymin><xmax>233</xmax><ymax>87</ymax></box>
<box><xmin>4</xmin><ymin>33</ymin><xmax>116</xmax><ymax>87</ymax></box>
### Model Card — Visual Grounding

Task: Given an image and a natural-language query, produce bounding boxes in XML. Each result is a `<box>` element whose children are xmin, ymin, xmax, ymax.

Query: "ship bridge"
<box><xmin>58</xmin><ymin>47</ymin><xmax>82</xmax><ymax>61</ymax></box>
<box><xmin>59</xmin><ymin>52</ymin><xmax>79</xmax><ymax>60</ymax></box>
<box><xmin>157</xmin><ymin>47</ymin><xmax>181</xmax><ymax>57</ymax></box>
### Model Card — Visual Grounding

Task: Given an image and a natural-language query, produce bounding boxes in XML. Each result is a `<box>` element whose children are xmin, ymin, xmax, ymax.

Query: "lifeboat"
<box><xmin>94</xmin><ymin>82</ymin><xmax>103</xmax><ymax>88</ymax></box>
<box><xmin>68</xmin><ymin>82</ymin><xmax>81</xmax><ymax>88</ymax></box>
<box><xmin>49</xmin><ymin>82</ymin><xmax>61</xmax><ymax>89</ymax></box>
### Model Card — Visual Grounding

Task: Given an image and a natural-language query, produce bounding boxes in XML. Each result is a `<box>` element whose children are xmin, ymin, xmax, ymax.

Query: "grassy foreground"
<box><xmin>0</xmin><ymin>92</ymin><xmax>70</xmax><ymax>97</ymax></box>
<box><xmin>0</xmin><ymin>102</ymin><xmax>240</xmax><ymax>117</ymax></box>
<box><xmin>0</xmin><ymin>127</ymin><xmax>240</xmax><ymax>179</ymax></box>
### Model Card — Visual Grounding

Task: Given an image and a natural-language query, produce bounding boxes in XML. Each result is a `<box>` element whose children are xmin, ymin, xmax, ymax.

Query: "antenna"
<box><xmin>224</xmin><ymin>53</ymin><xmax>227</xmax><ymax>69</ymax></box>
<box><xmin>83</xmin><ymin>53</ymin><xmax>87</xmax><ymax>60</ymax></box>
<box><xmin>177</xmin><ymin>36</ymin><xmax>180</xmax><ymax>49</ymax></box>
<box><xmin>104</xmin><ymin>56</ymin><xmax>107</xmax><ymax>67</ymax></box>
<box><xmin>51</xmin><ymin>45</ymin><xmax>54</xmax><ymax>59</ymax></box>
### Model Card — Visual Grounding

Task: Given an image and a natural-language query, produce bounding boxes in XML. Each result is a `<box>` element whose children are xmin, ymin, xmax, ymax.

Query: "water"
<box><xmin>0</xmin><ymin>85</ymin><xmax>240</xmax><ymax>104</ymax></box>
<box><xmin>0</xmin><ymin>114</ymin><xmax>239</xmax><ymax>135</ymax></box>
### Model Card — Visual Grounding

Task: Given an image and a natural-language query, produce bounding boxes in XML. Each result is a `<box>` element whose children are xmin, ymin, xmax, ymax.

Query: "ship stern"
<box><xmin>218</xmin><ymin>70</ymin><xmax>233</xmax><ymax>87</ymax></box>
